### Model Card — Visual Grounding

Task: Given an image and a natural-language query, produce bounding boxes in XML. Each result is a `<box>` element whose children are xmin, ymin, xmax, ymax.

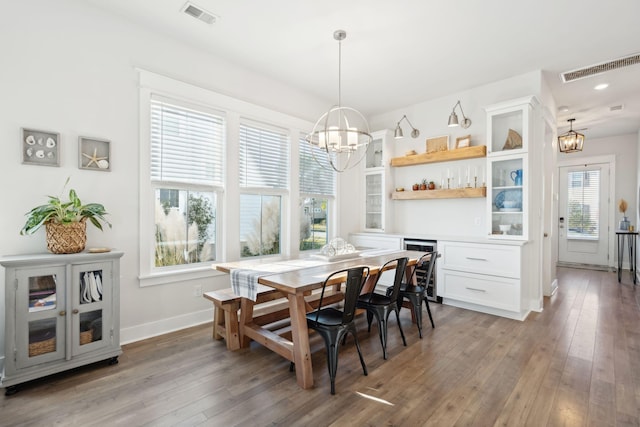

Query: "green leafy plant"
<box><xmin>20</xmin><ymin>178</ymin><xmax>111</xmax><ymax>235</ymax></box>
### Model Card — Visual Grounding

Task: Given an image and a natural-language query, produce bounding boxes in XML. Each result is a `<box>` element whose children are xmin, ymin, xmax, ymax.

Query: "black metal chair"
<box><xmin>305</xmin><ymin>266</ymin><xmax>370</xmax><ymax>394</ymax></box>
<box><xmin>388</xmin><ymin>251</ymin><xmax>437</xmax><ymax>338</ymax></box>
<box><xmin>357</xmin><ymin>257</ymin><xmax>408</xmax><ymax>359</ymax></box>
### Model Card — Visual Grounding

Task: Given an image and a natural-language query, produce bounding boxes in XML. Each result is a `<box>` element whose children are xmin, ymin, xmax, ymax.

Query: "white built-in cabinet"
<box><xmin>362</xmin><ymin>130</ymin><xmax>393</xmax><ymax>232</ymax></box>
<box><xmin>1</xmin><ymin>251</ymin><xmax>123</xmax><ymax>395</ymax></box>
<box><xmin>486</xmin><ymin>96</ymin><xmax>539</xmax><ymax>240</ymax></box>
<box><xmin>438</xmin><ymin>240</ymin><xmax>531</xmax><ymax>320</ymax></box>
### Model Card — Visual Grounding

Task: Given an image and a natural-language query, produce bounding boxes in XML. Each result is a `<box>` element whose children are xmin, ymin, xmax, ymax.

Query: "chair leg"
<box><xmin>424</xmin><ymin>297</ymin><xmax>435</xmax><ymax>329</ymax></box>
<box><xmin>327</xmin><ymin>341</ymin><xmax>339</xmax><ymax>395</ymax></box>
<box><xmin>370</xmin><ymin>310</ymin><xmax>388</xmax><ymax>359</ymax></box>
<box><xmin>408</xmin><ymin>294</ymin><xmax>424</xmax><ymax>339</ymax></box>
<box><xmin>393</xmin><ymin>307</ymin><xmax>407</xmax><ymax>346</ymax></box>
<box><xmin>366</xmin><ymin>310</ymin><xmax>373</xmax><ymax>332</ymax></box>
<box><xmin>350</xmin><ymin>328</ymin><xmax>368</xmax><ymax>376</ymax></box>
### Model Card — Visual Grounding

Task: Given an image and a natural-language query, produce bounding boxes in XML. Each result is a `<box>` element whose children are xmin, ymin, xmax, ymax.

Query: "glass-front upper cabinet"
<box><xmin>362</xmin><ymin>130</ymin><xmax>392</xmax><ymax>232</ymax></box>
<box><xmin>485</xmin><ymin>96</ymin><xmax>537</xmax><ymax>156</ymax></box>
<box><xmin>15</xmin><ymin>266</ymin><xmax>66</xmax><ymax>369</ymax></box>
<box><xmin>485</xmin><ymin>96</ymin><xmax>537</xmax><ymax>240</ymax></box>
<box><xmin>488</xmin><ymin>154</ymin><xmax>527</xmax><ymax>239</ymax></box>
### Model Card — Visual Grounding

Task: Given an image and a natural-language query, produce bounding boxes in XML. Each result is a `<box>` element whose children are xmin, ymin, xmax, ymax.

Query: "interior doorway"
<box><xmin>558</xmin><ymin>157</ymin><xmax>614</xmax><ymax>268</ymax></box>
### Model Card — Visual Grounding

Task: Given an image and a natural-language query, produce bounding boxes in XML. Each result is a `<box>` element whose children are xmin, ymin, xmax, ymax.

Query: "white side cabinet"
<box><xmin>437</xmin><ymin>240</ymin><xmax>531</xmax><ymax>320</ymax></box>
<box><xmin>1</xmin><ymin>251</ymin><xmax>123</xmax><ymax>394</ymax></box>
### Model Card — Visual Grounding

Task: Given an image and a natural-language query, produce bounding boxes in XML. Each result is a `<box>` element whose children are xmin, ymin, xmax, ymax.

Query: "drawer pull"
<box><xmin>466</xmin><ymin>287</ymin><xmax>487</xmax><ymax>293</ymax></box>
<box><xmin>466</xmin><ymin>257</ymin><xmax>488</xmax><ymax>261</ymax></box>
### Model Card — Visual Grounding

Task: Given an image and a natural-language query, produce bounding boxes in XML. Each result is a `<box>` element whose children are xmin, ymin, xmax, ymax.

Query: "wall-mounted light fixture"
<box><xmin>558</xmin><ymin>118</ymin><xmax>584</xmax><ymax>153</ymax></box>
<box><xmin>394</xmin><ymin>115</ymin><xmax>420</xmax><ymax>139</ymax></box>
<box><xmin>447</xmin><ymin>100</ymin><xmax>472</xmax><ymax>129</ymax></box>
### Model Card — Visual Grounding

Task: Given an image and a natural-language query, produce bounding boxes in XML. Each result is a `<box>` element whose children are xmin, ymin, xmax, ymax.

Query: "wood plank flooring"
<box><xmin>2</xmin><ymin>267</ymin><xmax>640</xmax><ymax>426</ymax></box>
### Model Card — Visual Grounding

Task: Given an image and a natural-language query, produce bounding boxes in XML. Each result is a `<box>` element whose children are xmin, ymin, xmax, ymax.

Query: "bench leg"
<box><xmin>213</xmin><ymin>306</ymin><xmax>224</xmax><ymax>340</ymax></box>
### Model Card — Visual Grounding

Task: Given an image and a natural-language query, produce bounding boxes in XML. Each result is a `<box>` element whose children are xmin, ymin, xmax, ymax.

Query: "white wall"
<box><xmin>348</xmin><ymin>71</ymin><xmax>543</xmax><ymax>238</ymax></box>
<box><xmin>0</xmin><ymin>0</ymin><xmax>328</xmax><ymax>346</ymax></box>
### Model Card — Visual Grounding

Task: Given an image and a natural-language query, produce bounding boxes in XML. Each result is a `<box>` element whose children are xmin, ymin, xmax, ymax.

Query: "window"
<box><xmin>299</xmin><ymin>134</ymin><xmax>336</xmax><ymax>250</ymax></box>
<box><xmin>567</xmin><ymin>169</ymin><xmax>600</xmax><ymax>239</ymax></box>
<box><xmin>151</xmin><ymin>97</ymin><xmax>224</xmax><ymax>267</ymax></box>
<box><xmin>239</xmin><ymin>120</ymin><xmax>289</xmax><ymax>257</ymax></box>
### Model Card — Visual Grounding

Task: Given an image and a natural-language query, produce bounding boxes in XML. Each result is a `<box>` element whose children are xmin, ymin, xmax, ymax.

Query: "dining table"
<box><xmin>215</xmin><ymin>249</ymin><xmax>424</xmax><ymax>389</ymax></box>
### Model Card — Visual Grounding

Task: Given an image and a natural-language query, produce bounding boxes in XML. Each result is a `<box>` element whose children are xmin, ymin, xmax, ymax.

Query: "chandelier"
<box><xmin>305</xmin><ymin>30</ymin><xmax>372</xmax><ymax>172</ymax></box>
<box><xmin>558</xmin><ymin>118</ymin><xmax>584</xmax><ymax>153</ymax></box>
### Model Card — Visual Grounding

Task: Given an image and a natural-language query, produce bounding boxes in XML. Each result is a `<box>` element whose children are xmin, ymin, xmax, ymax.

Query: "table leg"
<box><xmin>631</xmin><ymin>235</ymin><xmax>637</xmax><ymax>284</ymax></box>
<box><xmin>239</xmin><ymin>298</ymin><xmax>255</xmax><ymax>348</ymax></box>
<box><xmin>618</xmin><ymin>234</ymin><xmax>623</xmax><ymax>283</ymax></box>
<box><xmin>288</xmin><ymin>293</ymin><xmax>314</xmax><ymax>389</ymax></box>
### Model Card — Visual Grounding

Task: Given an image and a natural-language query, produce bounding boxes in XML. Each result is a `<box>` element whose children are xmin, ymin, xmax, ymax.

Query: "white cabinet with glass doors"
<box><xmin>1</xmin><ymin>251</ymin><xmax>123</xmax><ymax>395</ymax></box>
<box><xmin>485</xmin><ymin>96</ymin><xmax>538</xmax><ymax>240</ymax></box>
<box><xmin>362</xmin><ymin>130</ymin><xmax>392</xmax><ymax>232</ymax></box>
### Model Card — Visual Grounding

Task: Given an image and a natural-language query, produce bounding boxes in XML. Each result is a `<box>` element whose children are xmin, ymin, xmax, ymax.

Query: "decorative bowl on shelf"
<box><xmin>499</xmin><ymin>224</ymin><xmax>511</xmax><ymax>234</ymax></box>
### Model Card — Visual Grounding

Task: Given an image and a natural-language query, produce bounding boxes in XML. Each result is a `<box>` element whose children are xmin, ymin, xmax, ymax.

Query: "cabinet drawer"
<box><xmin>441</xmin><ymin>270</ymin><xmax>520</xmax><ymax>312</ymax></box>
<box><xmin>441</xmin><ymin>241</ymin><xmax>520</xmax><ymax>278</ymax></box>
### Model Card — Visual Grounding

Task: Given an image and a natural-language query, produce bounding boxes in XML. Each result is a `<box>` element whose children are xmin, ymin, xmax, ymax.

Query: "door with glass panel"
<box><xmin>15</xmin><ymin>266</ymin><xmax>66</xmax><ymax>369</ymax></box>
<box><xmin>558</xmin><ymin>163</ymin><xmax>610</xmax><ymax>266</ymax></box>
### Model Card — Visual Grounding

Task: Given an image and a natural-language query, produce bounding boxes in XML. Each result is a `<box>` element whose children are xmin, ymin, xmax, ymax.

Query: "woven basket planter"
<box><xmin>45</xmin><ymin>219</ymin><xmax>87</xmax><ymax>254</ymax></box>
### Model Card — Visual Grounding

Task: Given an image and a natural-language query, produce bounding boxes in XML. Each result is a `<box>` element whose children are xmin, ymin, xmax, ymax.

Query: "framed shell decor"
<box><xmin>22</xmin><ymin>128</ymin><xmax>60</xmax><ymax>167</ymax></box>
<box><xmin>79</xmin><ymin>136</ymin><xmax>111</xmax><ymax>171</ymax></box>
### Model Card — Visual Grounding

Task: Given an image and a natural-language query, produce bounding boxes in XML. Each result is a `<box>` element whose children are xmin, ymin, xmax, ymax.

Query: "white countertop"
<box><xmin>349</xmin><ymin>232</ymin><xmax>530</xmax><ymax>246</ymax></box>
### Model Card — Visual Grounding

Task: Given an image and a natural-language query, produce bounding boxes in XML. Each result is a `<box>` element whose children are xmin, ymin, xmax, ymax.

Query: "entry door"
<box><xmin>558</xmin><ymin>163</ymin><xmax>610</xmax><ymax>266</ymax></box>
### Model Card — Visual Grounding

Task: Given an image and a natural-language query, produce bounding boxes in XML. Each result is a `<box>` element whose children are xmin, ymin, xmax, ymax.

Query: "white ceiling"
<box><xmin>87</xmin><ymin>0</ymin><xmax>640</xmax><ymax>139</ymax></box>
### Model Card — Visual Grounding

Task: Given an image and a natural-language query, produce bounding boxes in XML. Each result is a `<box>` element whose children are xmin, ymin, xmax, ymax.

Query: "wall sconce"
<box><xmin>447</xmin><ymin>100</ymin><xmax>472</xmax><ymax>129</ymax></box>
<box><xmin>394</xmin><ymin>115</ymin><xmax>420</xmax><ymax>139</ymax></box>
<box><xmin>558</xmin><ymin>118</ymin><xmax>584</xmax><ymax>153</ymax></box>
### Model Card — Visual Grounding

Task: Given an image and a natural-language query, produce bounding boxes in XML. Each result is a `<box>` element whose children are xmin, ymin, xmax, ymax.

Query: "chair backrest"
<box><xmin>415</xmin><ymin>251</ymin><xmax>438</xmax><ymax>288</ymax></box>
<box><xmin>313</xmin><ymin>266</ymin><xmax>370</xmax><ymax>324</ymax></box>
<box><xmin>373</xmin><ymin>257</ymin><xmax>408</xmax><ymax>302</ymax></box>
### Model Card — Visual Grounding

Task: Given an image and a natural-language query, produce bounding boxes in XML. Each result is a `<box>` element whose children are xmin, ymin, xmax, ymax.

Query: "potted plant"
<box><xmin>20</xmin><ymin>178</ymin><xmax>111</xmax><ymax>254</ymax></box>
<box><xmin>419</xmin><ymin>179</ymin><xmax>427</xmax><ymax>191</ymax></box>
<box><xmin>618</xmin><ymin>198</ymin><xmax>630</xmax><ymax>230</ymax></box>
<box><xmin>428</xmin><ymin>181</ymin><xmax>436</xmax><ymax>190</ymax></box>
<box><xmin>412</xmin><ymin>183</ymin><xmax>419</xmax><ymax>191</ymax></box>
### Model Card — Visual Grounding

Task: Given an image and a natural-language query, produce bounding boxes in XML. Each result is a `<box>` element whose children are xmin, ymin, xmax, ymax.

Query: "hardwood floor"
<box><xmin>2</xmin><ymin>267</ymin><xmax>640</xmax><ymax>426</ymax></box>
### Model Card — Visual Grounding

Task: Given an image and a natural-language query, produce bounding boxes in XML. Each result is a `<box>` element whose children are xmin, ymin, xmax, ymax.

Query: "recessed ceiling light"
<box><xmin>558</xmin><ymin>105</ymin><xmax>569</xmax><ymax>112</ymax></box>
<box><xmin>594</xmin><ymin>83</ymin><xmax>609</xmax><ymax>90</ymax></box>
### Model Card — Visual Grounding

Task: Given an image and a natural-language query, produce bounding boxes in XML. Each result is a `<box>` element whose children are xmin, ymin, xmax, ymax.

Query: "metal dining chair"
<box><xmin>305</xmin><ymin>266</ymin><xmax>370</xmax><ymax>394</ymax></box>
<box><xmin>357</xmin><ymin>257</ymin><xmax>408</xmax><ymax>359</ymax></box>
<box><xmin>388</xmin><ymin>251</ymin><xmax>437</xmax><ymax>338</ymax></box>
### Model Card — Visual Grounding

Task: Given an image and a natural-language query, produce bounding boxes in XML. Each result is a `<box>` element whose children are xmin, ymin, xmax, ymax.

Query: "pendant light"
<box><xmin>305</xmin><ymin>30</ymin><xmax>372</xmax><ymax>172</ymax></box>
<box><xmin>558</xmin><ymin>118</ymin><xmax>584</xmax><ymax>153</ymax></box>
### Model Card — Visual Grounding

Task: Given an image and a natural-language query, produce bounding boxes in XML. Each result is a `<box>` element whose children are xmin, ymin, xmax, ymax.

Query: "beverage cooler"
<box><xmin>404</xmin><ymin>239</ymin><xmax>441</xmax><ymax>303</ymax></box>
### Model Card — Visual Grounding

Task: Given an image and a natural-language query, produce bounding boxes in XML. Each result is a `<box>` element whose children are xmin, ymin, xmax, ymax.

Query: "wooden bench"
<box><xmin>203</xmin><ymin>284</ymin><xmax>343</xmax><ymax>350</ymax></box>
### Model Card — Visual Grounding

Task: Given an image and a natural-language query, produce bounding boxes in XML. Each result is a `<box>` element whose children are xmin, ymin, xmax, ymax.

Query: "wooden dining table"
<box><xmin>215</xmin><ymin>249</ymin><xmax>424</xmax><ymax>389</ymax></box>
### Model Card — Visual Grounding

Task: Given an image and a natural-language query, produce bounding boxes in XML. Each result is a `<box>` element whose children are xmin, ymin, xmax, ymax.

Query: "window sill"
<box><xmin>139</xmin><ymin>264</ymin><xmax>224</xmax><ymax>287</ymax></box>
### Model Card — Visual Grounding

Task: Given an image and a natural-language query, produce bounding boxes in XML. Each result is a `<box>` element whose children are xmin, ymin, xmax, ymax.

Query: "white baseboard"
<box><xmin>120</xmin><ymin>308</ymin><xmax>213</xmax><ymax>345</ymax></box>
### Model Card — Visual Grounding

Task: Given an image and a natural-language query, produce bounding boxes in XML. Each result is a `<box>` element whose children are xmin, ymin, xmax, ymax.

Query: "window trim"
<box><xmin>138</xmin><ymin>69</ymin><xmax>314</xmax><ymax>286</ymax></box>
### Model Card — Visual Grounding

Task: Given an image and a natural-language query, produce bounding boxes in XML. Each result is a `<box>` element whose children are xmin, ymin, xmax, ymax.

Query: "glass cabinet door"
<box><xmin>365</xmin><ymin>172</ymin><xmax>383</xmax><ymax>230</ymax></box>
<box><xmin>489</xmin><ymin>155</ymin><xmax>526</xmax><ymax>238</ymax></box>
<box><xmin>15</xmin><ymin>266</ymin><xmax>66</xmax><ymax>368</ymax></box>
<box><xmin>72</xmin><ymin>262</ymin><xmax>112</xmax><ymax>355</ymax></box>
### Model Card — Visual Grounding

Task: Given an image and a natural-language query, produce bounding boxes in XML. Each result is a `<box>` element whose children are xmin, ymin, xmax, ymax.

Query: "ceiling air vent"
<box><xmin>182</xmin><ymin>2</ymin><xmax>218</xmax><ymax>25</ymax></box>
<box><xmin>561</xmin><ymin>53</ymin><xmax>640</xmax><ymax>83</ymax></box>
<box><xmin>609</xmin><ymin>104</ymin><xmax>624</xmax><ymax>112</ymax></box>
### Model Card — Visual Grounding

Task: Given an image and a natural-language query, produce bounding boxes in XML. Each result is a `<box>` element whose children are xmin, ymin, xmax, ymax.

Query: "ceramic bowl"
<box><xmin>499</xmin><ymin>224</ymin><xmax>511</xmax><ymax>233</ymax></box>
<box><xmin>502</xmin><ymin>200</ymin><xmax>517</xmax><ymax>209</ymax></box>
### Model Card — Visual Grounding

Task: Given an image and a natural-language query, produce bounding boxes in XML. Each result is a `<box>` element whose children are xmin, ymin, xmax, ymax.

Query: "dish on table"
<box><xmin>494</xmin><ymin>189</ymin><xmax>522</xmax><ymax>209</ymax></box>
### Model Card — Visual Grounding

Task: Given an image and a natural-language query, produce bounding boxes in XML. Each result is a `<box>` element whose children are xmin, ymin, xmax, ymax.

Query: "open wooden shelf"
<box><xmin>390</xmin><ymin>145</ymin><xmax>487</xmax><ymax>167</ymax></box>
<box><xmin>392</xmin><ymin>187</ymin><xmax>486</xmax><ymax>200</ymax></box>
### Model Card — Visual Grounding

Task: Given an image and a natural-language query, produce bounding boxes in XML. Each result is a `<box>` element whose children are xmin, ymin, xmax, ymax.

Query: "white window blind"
<box><xmin>151</xmin><ymin>97</ymin><xmax>224</xmax><ymax>185</ymax></box>
<box><xmin>567</xmin><ymin>169</ymin><xmax>600</xmax><ymax>239</ymax></box>
<box><xmin>299</xmin><ymin>134</ymin><xmax>336</xmax><ymax>196</ymax></box>
<box><xmin>239</xmin><ymin>121</ymin><xmax>289</xmax><ymax>189</ymax></box>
